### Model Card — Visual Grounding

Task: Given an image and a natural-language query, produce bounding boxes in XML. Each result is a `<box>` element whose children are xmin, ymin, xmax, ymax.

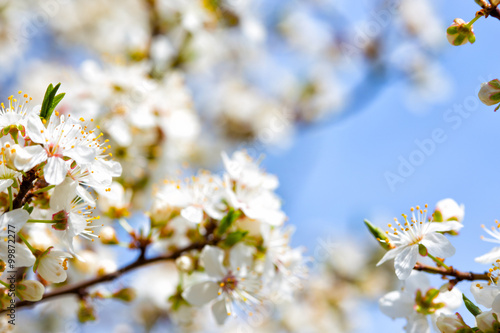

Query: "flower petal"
<box><xmin>471</xmin><ymin>282</ymin><xmax>500</xmax><ymax>308</ymax></box>
<box><xmin>182</xmin><ymin>281</ymin><xmax>219</xmax><ymax>307</ymax></box>
<box><xmin>378</xmin><ymin>290</ymin><xmax>414</xmax><ymax>318</ymax></box>
<box><xmin>45</xmin><ymin>157</ymin><xmax>68</xmax><ymax>185</ymax></box>
<box><xmin>420</xmin><ymin>233</ymin><xmax>456</xmax><ymax>258</ymax></box>
<box><xmin>475</xmin><ymin>247</ymin><xmax>500</xmax><ymax>264</ymax></box>
<box><xmin>211</xmin><ymin>298</ymin><xmax>230</xmax><ymax>325</ymax></box>
<box><xmin>200</xmin><ymin>245</ymin><xmax>226</xmax><ymax>279</ymax></box>
<box><xmin>376</xmin><ymin>246</ymin><xmax>404</xmax><ymax>266</ymax></box>
<box><xmin>394</xmin><ymin>245</ymin><xmax>418</xmax><ymax>280</ymax></box>
<box><xmin>426</xmin><ymin>221</ymin><xmax>463</xmax><ymax>233</ymax></box>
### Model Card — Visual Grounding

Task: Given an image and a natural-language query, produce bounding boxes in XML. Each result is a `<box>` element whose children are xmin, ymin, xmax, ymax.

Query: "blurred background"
<box><xmin>3</xmin><ymin>0</ymin><xmax>500</xmax><ymax>332</ymax></box>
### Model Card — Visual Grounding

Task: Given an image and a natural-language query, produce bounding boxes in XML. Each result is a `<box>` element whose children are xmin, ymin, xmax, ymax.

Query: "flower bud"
<box><xmin>479</xmin><ymin>79</ymin><xmax>500</xmax><ymax>107</ymax></box>
<box><xmin>16</xmin><ymin>280</ymin><xmax>44</xmax><ymax>301</ymax></box>
<box><xmin>99</xmin><ymin>226</ymin><xmax>119</xmax><ymax>245</ymax></box>
<box><xmin>78</xmin><ymin>300</ymin><xmax>96</xmax><ymax>322</ymax></box>
<box><xmin>476</xmin><ymin>310</ymin><xmax>500</xmax><ymax>333</ymax></box>
<box><xmin>446</xmin><ymin>19</ymin><xmax>475</xmax><ymax>46</ymax></box>
<box><xmin>112</xmin><ymin>287</ymin><xmax>136</xmax><ymax>302</ymax></box>
<box><xmin>434</xmin><ymin>198</ymin><xmax>464</xmax><ymax>223</ymax></box>
<box><xmin>175</xmin><ymin>255</ymin><xmax>194</xmax><ymax>273</ymax></box>
<box><xmin>436</xmin><ymin>313</ymin><xmax>469</xmax><ymax>333</ymax></box>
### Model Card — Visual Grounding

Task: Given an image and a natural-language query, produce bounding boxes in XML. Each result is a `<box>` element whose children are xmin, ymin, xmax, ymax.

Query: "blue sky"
<box><xmin>260</xmin><ymin>1</ymin><xmax>500</xmax><ymax>331</ymax></box>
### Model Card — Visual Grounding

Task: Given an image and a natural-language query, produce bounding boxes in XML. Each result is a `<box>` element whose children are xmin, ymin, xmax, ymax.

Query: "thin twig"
<box><xmin>413</xmin><ymin>262</ymin><xmax>490</xmax><ymax>281</ymax></box>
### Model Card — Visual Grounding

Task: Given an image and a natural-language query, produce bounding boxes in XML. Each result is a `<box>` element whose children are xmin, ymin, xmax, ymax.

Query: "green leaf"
<box><xmin>40</xmin><ymin>83</ymin><xmax>64</xmax><ymax>122</ymax></box>
<box><xmin>224</xmin><ymin>231</ymin><xmax>248</xmax><ymax>247</ymax></box>
<box><xmin>463</xmin><ymin>293</ymin><xmax>482</xmax><ymax>317</ymax></box>
<box><xmin>364</xmin><ymin>219</ymin><xmax>391</xmax><ymax>250</ymax></box>
<box><xmin>489</xmin><ymin>79</ymin><xmax>500</xmax><ymax>90</ymax></box>
<box><xmin>217</xmin><ymin>208</ymin><xmax>242</xmax><ymax>236</ymax></box>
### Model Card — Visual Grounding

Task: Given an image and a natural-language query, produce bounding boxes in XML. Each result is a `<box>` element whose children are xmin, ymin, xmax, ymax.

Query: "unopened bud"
<box><xmin>78</xmin><ymin>300</ymin><xmax>97</xmax><ymax>322</ymax></box>
<box><xmin>175</xmin><ymin>255</ymin><xmax>194</xmax><ymax>273</ymax></box>
<box><xmin>436</xmin><ymin>313</ymin><xmax>469</xmax><ymax>333</ymax></box>
<box><xmin>446</xmin><ymin>18</ymin><xmax>475</xmax><ymax>46</ymax></box>
<box><xmin>112</xmin><ymin>287</ymin><xmax>136</xmax><ymax>302</ymax></box>
<box><xmin>17</xmin><ymin>280</ymin><xmax>44</xmax><ymax>301</ymax></box>
<box><xmin>100</xmin><ymin>226</ymin><xmax>119</xmax><ymax>245</ymax></box>
<box><xmin>479</xmin><ymin>79</ymin><xmax>500</xmax><ymax>108</ymax></box>
<box><xmin>476</xmin><ymin>310</ymin><xmax>500</xmax><ymax>333</ymax></box>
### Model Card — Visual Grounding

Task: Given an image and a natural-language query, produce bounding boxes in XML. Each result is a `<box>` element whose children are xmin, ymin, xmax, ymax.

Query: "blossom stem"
<box><xmin>427</xmin><ymin>253</ymin><xmax>451</xmax><ymax>270</ymax></box>
<box><xmin>31</xmin><ymin>185</ymin><xmax>55</xmax><ymax>195</ymax></box>
<box><xmin>27</xmin><ymin>219</ymin><xmax>55</xmax><ymax>223</ymax></box>
<box><xmin>18</xmin><ymin>233</ymin><xmax>37</xmax><ymax>255</ymax></box>
<box><xmin>7</xmin><ymin>187</ymin><xmax>12</xmax><ymax>211</ymax></box>
<box><xmin>0</xmin><ymin>280</ymin><xmax>9</xmax><ymax>288</ymax></box>
<box><xmin>466</xmin><ymin>14</ymin><xmax>482</xmax><ymax>28</ymax></box>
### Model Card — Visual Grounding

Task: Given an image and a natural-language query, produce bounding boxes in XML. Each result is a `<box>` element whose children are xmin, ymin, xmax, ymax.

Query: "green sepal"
<box><xmin>418</xmin><ymin>244</ymin><xmax>428</xmax><ymax>256</ymax></box>
<box><xmin>468</xmin><ymin>33</ymin><xmax>476</xmax><ymax>44</ymax></box>
<box><xmin>224</xmin><ymin>230</ymin><xmax>249</xmax><ymax>247</ymax></box>
<box><xmin>489</xmin><ymin>79</ymin><xmax>500</xmax><ymax>90</ymax></box>
<box><xmin>22</xmin><ymin>203</ymin><xmax>34</xmax><ymax>214</ymax></box>
<box><xmin>216</xmin><ymin>208</ymin><xmax>242</xmax><ymax>236</ymax></box>
<box><xmin>447</xmin><ymin>26</ymin><xmax>459</xmax><ymax>34</ymax></box>
<box><xmin>33</xmin><ymin>246</ymin><xmax>52</xmax><ymax>274</ymax></box>
<box><xmin>364</xmin><ymin>219</ymin><xmax>391</xmax><ymax>250</ymax></box>
<box><xmin>463</xmin><ymin>293</ymin><xmax>482</xmax><ymax>317</ymax></box>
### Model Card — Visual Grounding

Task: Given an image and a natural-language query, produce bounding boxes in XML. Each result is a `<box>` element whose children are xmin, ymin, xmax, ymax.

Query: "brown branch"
<box><xmin>413</xmin><ymin>262</ymin><xmax>490</xmax><ymax>282</ymax></box>
<box><xmin>8</xmin><ymin>240</ymin><xmax>214</xmax><ymax>312</ymax></box>
<box><xmin>12</xmin><ymin>169</ymin><xmax>37</xmax><ymax>210</ymax></box>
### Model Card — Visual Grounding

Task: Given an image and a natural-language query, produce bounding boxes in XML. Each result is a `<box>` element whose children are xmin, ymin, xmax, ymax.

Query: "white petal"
<box><xmin>378</xmin><ymin>291</ymin><xmax>414</xmax><ymax>318</ymax></box>
<box><xmin>229</xmin><ymin>243</ymin><xmax>254</xmax><ymax>272</ymax></box>
<box><xmin>65</xmin><ymin>147</ymin><xmax>96</xmax><ymax>165</ymax></box>
<box><xmin>181</xmin><ymin>281</ymin><xmax>219</xmax><ymax>306</ymax></box>
<box><xmin>50</xmin><ymin>178</ymin><xmax>78</xmax><ymax>211</ymax></box>
<box><xmin>394</xmin><ymin>245</ymin><xmax>418</xmax><ymax>280</ymax></box>
<box><xmin>420</xmin><ymin>233</ymin><xmax>455</xmax><ymax>258</ymax></box>
<box><xmin>427</xmin><ymin>221</ymin><xmax>463</xmax><ymax>233</ymax></box>
<box><xmin>471</xmin><ymin>282</ymin><xmax>500</xmax><ymax>308</ymax></box>
<box><xmin>200</xmin><ymin>245</ymin><xmax>226</xmax><ymax>279</ymax></box>
<box><xmin>475</xmin><ymin>247</ymin><xmax>500</xmax><ymax>264</ymax></box>
<box><xmin>0</xmin><ymin>179</ymin><xmax>13</xmax><ymax>192</ymax></box>
<box><xmin>211</xmin><ymin>298</ymin><xmax>230</xmax><ymax>325</ymax></box>
<box><xmin>26</xmin><ymin>115</ymin><xmax>46</xmax><ymax>144</ymax></box>
<box><xmin>376</xmin><ymin>246</ymin><xmax>404</xmax><ymax>266</ymax></box>
<box><xmin>76</xmin><ymin>185</ymin><xmax>96</xmax><ymax>206</ymax></box>
<box><xmin>45</xmin><ymin>157</ymin><xmax>68</xmax><ymax>185</ymax></box>
<box><xmin>181</xmin><ymin>206</ymin><xmax>204</xmax><ymax>224</ymax></box>
<box><xmin>13</xmin><ymin>244</ymin><xmax>36</xmax><ymax>267</ymax></box>
<box><xmin>406</xmin><ymin>312</ymin><xmax>430</xmax><ymax>333</ymax></box>
<box><xmin>14</xmin><ymin>145</ymin><xmax>47</xmax><ymax>172</ymax></box>
<box><xmin>0</xmin><ymin>209</ymin><xmax>30</xmax><ymax>231</ymax></box>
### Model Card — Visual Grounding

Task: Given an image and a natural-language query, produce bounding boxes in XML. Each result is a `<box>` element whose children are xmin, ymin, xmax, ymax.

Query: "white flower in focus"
<box><xmin>0</xmin><ymin>92</ymin><xmax>35</xmax><ymax>128</ymax></box>
<box><xmin>49</xmin><ymin>178</ymin><xmax>101</xmax><ymax>258</ymax></box>
<box><xmin>182</xmin><ymin>244</ymin><xmax>262</xmax><ymax>325</ymax></box>
<box><xmin>0</xmin><ymin>160</ymin><xmax>20</xmax><ymax>193</ymax></box>
<box><xmin>471</xmin><ymin>280</ymin><xmax>500</xmax><ymax>313</ymax></box>
<box><xmin>434</xmin><ymin>198</ymin><xmax>464</xmax><ymax>223</ymax></box>
<box><xmin>0</xmin><ymin>209</ymin><xmax>35</xmax><ymax>268</ymax></box>
<box><xmin>34</xmin><ymin>247</ymin><xmax>72</xmax><ymax>283</ymax></box>
<box><xmin>379</xmin><ymin>272</ymin><xmax>462</xmax><ymax>333</ymax></box>
<box><xmin>377</xmin><ymin>205</ymin><xmax>462</xmax><ymax>280</ymax></box>
<box><xmin>475</xmin><ymin>223</ymin><xmax>500</xmax><ymax>264</ymax></box>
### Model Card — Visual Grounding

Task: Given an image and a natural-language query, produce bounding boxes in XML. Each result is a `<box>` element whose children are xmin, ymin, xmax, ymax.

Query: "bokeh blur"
<box><xmin>3</xmin><ymin>0</ymin><xmax>500</xmax><ymax>332</ymax></box>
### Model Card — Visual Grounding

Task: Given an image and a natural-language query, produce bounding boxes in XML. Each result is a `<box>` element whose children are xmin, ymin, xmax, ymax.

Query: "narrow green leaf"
<box><xmin>40</xmin><ymin>83</ymin><xmax>54</xmax><ymax>119</ymax></box>
<box><xmin>364</xmin><ymin>219</ymin><xmax>391</xmax><ymax>250</ymax></box>
<box><xmin>463</xmin><ymin>293</ymin><xmax>482</xmax><ymax>317</ymax></box>
<box><xmin>217</xmin><ymin>208</ymin><xmax>242</xmax><ymax>236</ymax></box>
<box><xmin>224</xmin><ymin>231</ymin><xmax>248</xmax><ymax>246</ymax></box>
